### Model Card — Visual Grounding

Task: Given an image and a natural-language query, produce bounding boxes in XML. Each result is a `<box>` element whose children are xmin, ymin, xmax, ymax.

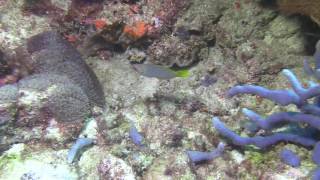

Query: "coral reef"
<box><xmin>213</xmin><ymin>43</ymin><xmax>320</xmax><ymax>177</ymax></box>
<box><xmin>146</xmin><ymin>0</ymin><xmax>227</xmax><ymax>67</ymax></box>
<box><xmin>1</xmin><ymin>0</ymin><xmax>319</xmax><ymax>179</ymax></box>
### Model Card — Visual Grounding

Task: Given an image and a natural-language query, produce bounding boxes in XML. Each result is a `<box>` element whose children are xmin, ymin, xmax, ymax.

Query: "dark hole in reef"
<box><xmin>164</xmin><ymin>167</ymin><xmax>174</xmax><ymax>176</ymax></box>
<box><xmin>73</xmin><ymin>0</ymin><xmax>104</xmax><ymax>4</ymax></box>
<box><xmin>259</xmin><ymin>0</ymin><xmax>320</xmax><ymax>56</ymax></box>
<box><xmin>297</xmin><ymin>15</ymin><xmax>320</xmax><ymax>55</ymax></box>
<box><xmin>0</xmin><ymin>50</ymin><xmax>12</xmax><ymax>78</ymax></box>
<box><xmin>121</xmin><ymin>0</ymin><xmax>139</xmax><ymax>4</ymax></box>
<box><xmin>258</xmin><ymin>0</ymin><xmax>277</xmax><ymax>9</ymax></box>
<box><xmin>188</xmin><ymin>29</ymin><xmax>202</xmax><ymax>36</ymax></box>
<box><xmin>206</xmin><ymin>39</ymin><xmax>215</xmax><ymax>47</ymax></box>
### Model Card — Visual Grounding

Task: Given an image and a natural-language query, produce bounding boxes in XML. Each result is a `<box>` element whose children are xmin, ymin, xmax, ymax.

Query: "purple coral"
<box><xmin>212</xmin><ymin>117</ymin><xmax>316</xmax><ymax>148</ymax></box>
<box><xmin>279</xmin><ymin>149</ymin><xmax>301</xmax><ymax>167</ymax></box>
<box><xmin>312</xmin><ymin>142</ymin><xmax>320</xmax><ymax>166</ymax></box>
<box><xmin>213</xmin><ymin>42</ymin><xmax>320</xmax><ymax>178</ymax></box>
<box><xmin>129</xmin><ymin>121</ymin><xmax>144</xmax><ymax>147</ymax></box>
<box><xmin>186</xmin><ymin>142</ymin><xmax>225</xmax><ymax>164</ymax></box>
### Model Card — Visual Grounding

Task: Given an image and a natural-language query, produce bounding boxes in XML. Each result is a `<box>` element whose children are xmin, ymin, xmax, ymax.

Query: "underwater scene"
<box><xmin>2</xmin><ymin>0</ymin><xmax>320</xmax><ymax>179</ymax></box>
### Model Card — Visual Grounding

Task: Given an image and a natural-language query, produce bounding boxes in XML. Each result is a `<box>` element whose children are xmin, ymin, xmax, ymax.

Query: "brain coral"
<box><xmin>0</xmin><ymin>31</ymin><xmax>105</xmax><ymax>144</ymax></box>
<box><xmin>25</xmin><ymin>31</ymin><xmax>105</xmax><ymax>107</ymax></box>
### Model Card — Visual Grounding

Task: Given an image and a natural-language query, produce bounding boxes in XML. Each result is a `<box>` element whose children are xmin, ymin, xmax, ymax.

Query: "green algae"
<box><xmin>247</xmin><ymin>151</ymin><xmax>271</xmax><ymax>165</ymax></box>
<box><xmin>0</xmin><ymin>144</ymin><xmax>25</xmax><ymax>172</ymax></box>
<box><xmin>129</xmin><ymin>152</ymin><xmax>154</xmax><ymax>175</ymax></box>
<box><xmin>0</xmin><ymin>145</ymin><xmax>78</xmax><ymax>179</ymax></box>
<box><xmin>246</xmin><ymin>147</ymin><xmax>282</xmax><ymax>172</ymax></box>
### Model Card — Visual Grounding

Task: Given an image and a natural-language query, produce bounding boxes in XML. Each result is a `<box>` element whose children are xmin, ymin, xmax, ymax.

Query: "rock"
<box><xmin>76</xmin><ymin>146</ymin><xmax>136</xmax><ymax>180</ymax></box>
<box><xmin>0</xmin><ymin>144</ymin><xmax>78</xmax><ymax>180</ymax></box>
<box><xmin>143</xmin><ymin>151</ymin><xmax>195</xmax><ymax>180</ymax></box>
<box><xmin>98</xmin><ymin>155</ymin><xmax>136</xmax><ymax>180</ymax></box>
<box><xmin>147</xmin><ymin>35</ymin><xmax>204</xmax><ymax>67</ymax></box>
<box><xmin>0</xmin><ymin>84</ymin><xmax>18</xmax><ymax>126</ymax></box>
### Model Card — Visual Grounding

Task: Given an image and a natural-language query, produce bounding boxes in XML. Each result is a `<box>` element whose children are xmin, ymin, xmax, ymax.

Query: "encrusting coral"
<box><xmin>213</xmin><ymin>41</ymin><xmax>320</xmax><ymax>179</ymax></box>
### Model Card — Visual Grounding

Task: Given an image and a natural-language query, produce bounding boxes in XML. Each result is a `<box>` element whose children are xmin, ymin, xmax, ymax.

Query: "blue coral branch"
<box><xmin>242</xmin><ymin>108</ymin><xmax>320</xmax><ymax>130</ymax></box>
<box><xmin>302</xmin><ymin>104</ymin><xmax>320</xmax><ymax>116</ymax></box>
<box><xmin>279</xmin><ymin>149</ymin><xmax>301</xmax><ymax>167</ymax></box>
<box><xmin>228</xmin><ymin>85</ymin><xmax>301</xmax><ymax>106</ymax></box>
<box><xmin>313</xmin><ymin>168</ymin><xmax>320</xmax><ymax>180</ymax></box>
<box><xmin>212</xmin><ymin>117</ymin><xmax>317</xmax><ymax>148</ymax></box>
<box><xmin>214</xmin><ymin>42</ymin><xmax>320</xmax><ymax>178</ymax></box>
<box><xmin>313</xmin><ymin>142</ymin><xmax>320</xmax><ymax>166</ymax></box>
<box><xmin>228</xmin><ymin>69</ymin><xmax>320</xmax><ymax>107</ymax></box>
<box><xmin>186</xmin><ymin>142</ymin><xmax>225</xmax><ymax>164</ymax></box>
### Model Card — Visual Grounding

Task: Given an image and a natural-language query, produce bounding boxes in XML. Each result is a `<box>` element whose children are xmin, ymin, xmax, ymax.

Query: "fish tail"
<box><xmin>174</xmin><ymin>69</ymin><xmax>190</xmax><ymax>78</ymax></box>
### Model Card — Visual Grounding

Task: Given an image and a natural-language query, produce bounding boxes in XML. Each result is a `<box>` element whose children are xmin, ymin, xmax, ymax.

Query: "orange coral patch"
<box><xmin>123</xmin><ymin>21</ymin><xmax>149</xmax><ymax>40</ymax></box>
<box><xmin>94</xmin><ymin>19</ymin><xmax>107</xmax><ymax>29</ymax></box>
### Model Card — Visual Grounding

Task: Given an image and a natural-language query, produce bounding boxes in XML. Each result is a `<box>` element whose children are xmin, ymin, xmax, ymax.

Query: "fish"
<box><xmin>132</xmin><ymin>64</ymin><xmax>190</xmax><ymax>79</ymax></box>
<box><xmin>129</xmin><ymin>121</ymin><xmax>144</xmax><ymax>147</ymax></box>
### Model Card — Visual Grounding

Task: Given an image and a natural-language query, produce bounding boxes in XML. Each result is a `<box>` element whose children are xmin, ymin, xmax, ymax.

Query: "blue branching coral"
<box><xmin>213</xmin><ymin>43</ymin><xmax>320</xmax><ymax>178</ymax></box>
<box><xmin>186</xmin><ymin>142</ymin><xmax>225</xmax><ymax>164</ymax></box>
<box><xmin>279</xmin><ymin>148</ymin><xmax>301</xmax><ymax>167</ymax></box>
